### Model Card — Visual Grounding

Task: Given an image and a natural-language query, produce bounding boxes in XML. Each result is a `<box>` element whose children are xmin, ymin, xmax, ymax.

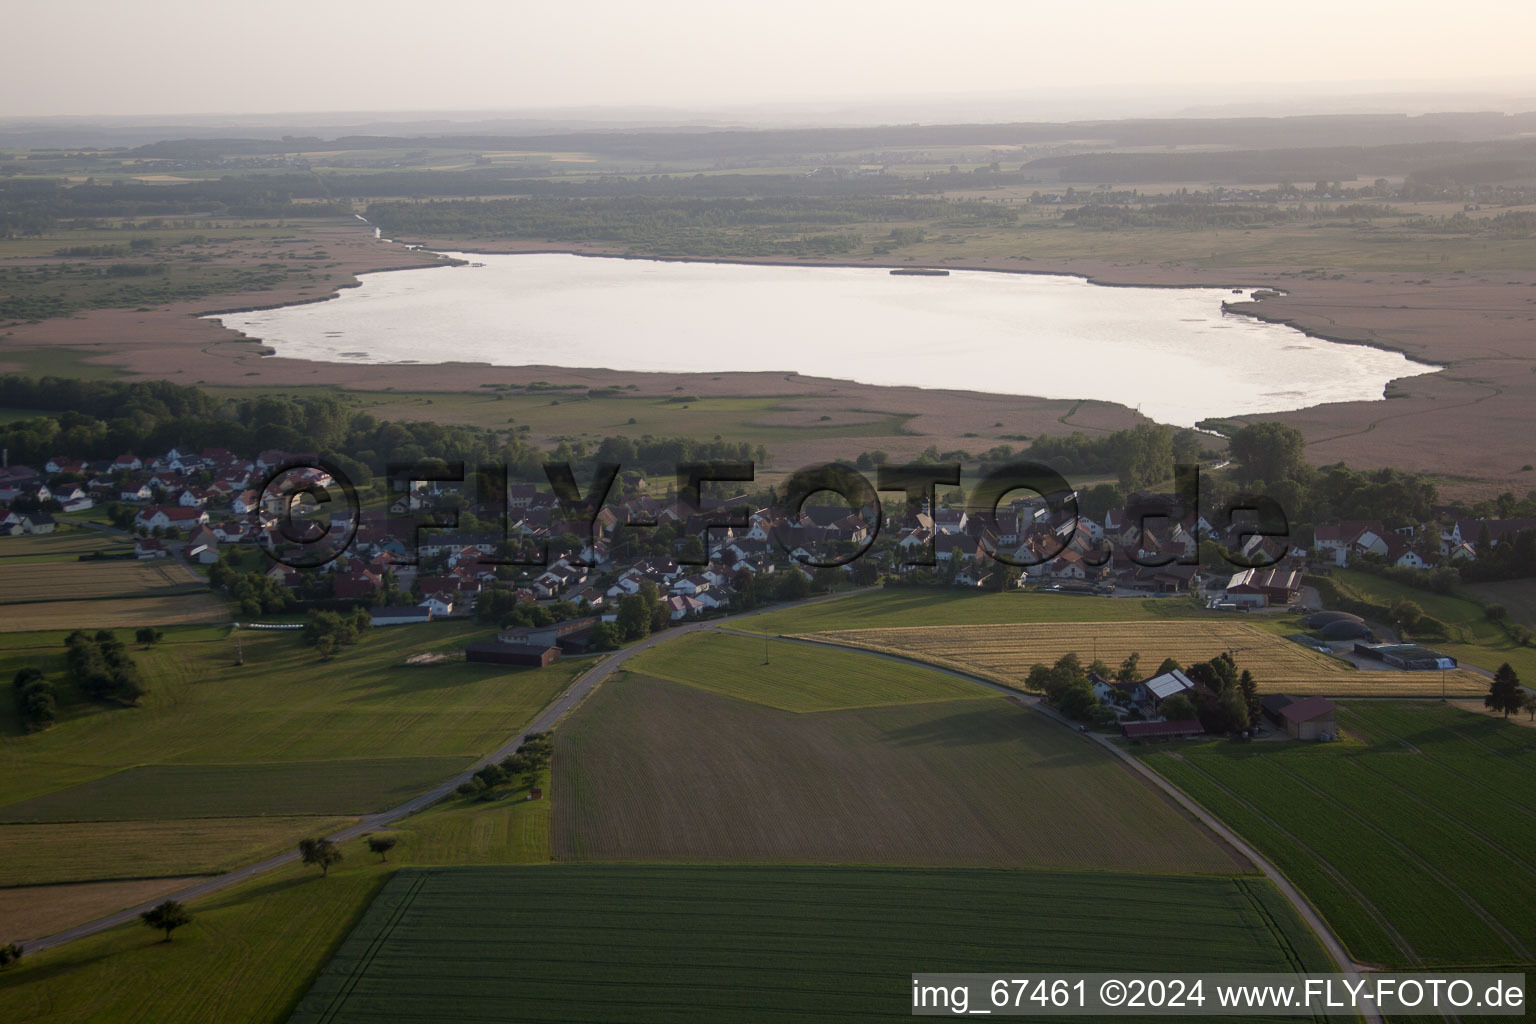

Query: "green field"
<box><xmin>288</xmin><ymin>865</ymin><xmax>1332</xmax><ymax>1024</ymax></box>
<box><xmin>0</xmin><ymin>772</ymin><xmax>551</xmax><ymax>1023</ymax></box>
<box><xmin>0</xmin><ymin>622</ymin><xmax>580</xmax><ymax>804</ymax></box>
<box><xmin>0</xmin><ymin>757</ymin><xmax>472</xmax><ymax>823</ymax></box>
<box><xmin>737</xmin><ymin>587</ymin><xmax>1216</xmax><ymax>635</ymax></box>
<box><xmin>0</xmin><ymin>816</ymin><xmax>354</xmax><ymax>886</ymax></box>
<box><xmin>555</xmin><ymin>671</ymin><xmax>1248</xmax><ymax>872</ymax></box>
<box><xmin>626</xmin><ymin>630</ymin><xmax>994</xmax><ymax>711</ymax></box>
<box><xmin>1143</xmin><ymin>701</ymin><xmax>1536</xmax><ymax>969</ymax></box>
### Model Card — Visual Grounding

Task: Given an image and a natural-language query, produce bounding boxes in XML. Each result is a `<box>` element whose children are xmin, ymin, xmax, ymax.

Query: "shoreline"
<box><xmin>4</xmin><ymin>221</ymin><xmax>1533</xmax><ymax>496</ymax></box>
<box><xmin>202</xmin><ymin>238</ymin><xmax>1445</xmax><ymax>379</ymax></box>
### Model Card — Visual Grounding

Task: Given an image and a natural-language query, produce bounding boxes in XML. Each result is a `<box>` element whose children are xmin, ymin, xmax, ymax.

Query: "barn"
<box><xmin>465</xmin><ymin>641</ymin><xmax>561</xmax><ymax>668</ymax></box>
<box><xmin>1279</xmin><ymin>696</ymin><xmax>1338</xmax><ymax>740</ymax></box>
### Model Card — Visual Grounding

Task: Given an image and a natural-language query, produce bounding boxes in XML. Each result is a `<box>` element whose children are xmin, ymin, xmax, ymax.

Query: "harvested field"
<box><xmin>0</xmin><ymin>593</ymin><xmax>228</xmax><ymax>632</ymax></box>
<box><xmin>0</xmin><ymin>877</ymin><xmax>205</xmax><ymax>945</ymax></box>
<box><xmin>554</xmin><ymin>674</ymin><xmax>1249</xmax><ymax>872</ymax></box>
<box><xmin>1144</xmin><ymin>701</ymin><xmax>1536</xmax><ymax>968</ymax></box>
<box><xmin>804</xmin><ymin>621</ymin><xmax>1487</xmax><ymax>697</ymax></box>
<box><xmin>0</xmin><ymin>757</ymin><xmax>474</xmax><ymax>823</ymax></box>
<box><xmin>626</xmin><ymin>631</ymin><xmax>993</xmax><ymax>712</ymax></box>
<box><xmin>0</xmin><ymin>816</ymin><xmax>355</xmax><ymax>887</ymax></box>
<box><xmin>0</xmin><ymin>559</ymin><xmax>204</xmax><ymax>603</ymax></box>
<box><xmin>289</xmin><ymin>865</ymin><xmax>1332</xmax><ymax>1023</ymax></box>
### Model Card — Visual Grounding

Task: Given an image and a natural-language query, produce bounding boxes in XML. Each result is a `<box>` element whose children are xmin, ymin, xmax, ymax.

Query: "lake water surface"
<box><xmin>210</xmin><ymin>253</ymin><xmax>1436</xmax><ymax>427</ymax></box>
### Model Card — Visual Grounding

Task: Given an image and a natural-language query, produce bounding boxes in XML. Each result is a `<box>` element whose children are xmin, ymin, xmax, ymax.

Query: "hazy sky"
<box><xmin>7</xmin><ymin>0</ymin><xmax>1536</xmax><ymax>118</ymax></box>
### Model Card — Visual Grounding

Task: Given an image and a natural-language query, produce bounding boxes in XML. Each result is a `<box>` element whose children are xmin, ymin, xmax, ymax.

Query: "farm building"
<box><xmin>1224</xmin><ymin>567</ymin><xmax>1302</xmax><ymax>608</ymax></box>
<box><xmin>465</xmin><ymin>641</ymin><xmax>561</xmax><ymax>668</ymax></box>
<box><xmin>1352</xmin><ymin>643</ymin><xmax>1457</xmax><ymax>670</ymax></box>
<box><xmin>371</xmin><ymin>606</ymin><xmax>432</xmax><ymax>626</ymax></box>
<box><xmin>1121</xmin><ymin>719</ymin><xmax>1205</xmax><ymax>741</ymax></box>
<box><xmin>1279</xmin><ymin>696</ymin><xmax>1338</xmax><ymax>740</ymax></box>
<box><xmin>497</xmin><ymin>616</ymin><xmax>597</xmax><ymax>653</ymax></box>
<box><xmin>1261</xmin><ymin>693</ymin><xmax>1297</xmax><ymax>727</ymax></box>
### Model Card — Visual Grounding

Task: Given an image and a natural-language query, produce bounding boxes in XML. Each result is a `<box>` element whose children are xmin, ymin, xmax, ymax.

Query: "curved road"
<box><xmin>21</xmin><ymin>589</ymin><xmax>863</xmax><ymax>955</ymax></box>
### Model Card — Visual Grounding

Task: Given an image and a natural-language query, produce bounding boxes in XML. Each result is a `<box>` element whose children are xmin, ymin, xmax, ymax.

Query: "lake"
<box><xmin>208</xmin><ymin>253</ymin><xmax>1437</xmax><ymax>427</ymax></box>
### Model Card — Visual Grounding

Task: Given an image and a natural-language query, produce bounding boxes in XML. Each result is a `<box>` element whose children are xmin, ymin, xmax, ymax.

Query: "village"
<box><xmin>1</xmin><ymin>446</ymin><xmax>1524</xmax><ymax>682</ymax></box>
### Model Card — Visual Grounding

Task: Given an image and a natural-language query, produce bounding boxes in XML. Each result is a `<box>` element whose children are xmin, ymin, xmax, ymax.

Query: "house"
<box><xmin>135</xmin><ymin>505</ymin><xmax>209</xmax><ymax>532</ymax></box>
<box><xmin>1451</xmin><ymin>518</ymin><xmax>1536</xmax><ymax>551</ymax></box>
<box><xmin>185</xmin><ymin>524</ymin><xmax>220</xmax><ymax>564</ymax></box>
<box><xmin>20</xmin><ymin>512</ymin><xmax>56</xmax><ymax>535</ymax></box>
<box><xmin>1312</xmin><ymin>520</ymin><xmax>1384</xmax><ymax>566</ymax></box>
<box><xmin>1279</xmin><ymin>696</ymin><xmax>1338</xmax><ymax>740</ymax></box>
<box><xmin>418</xmin><ymin>595</ymin><xmax>456</xmax><ymax>617</ymax></box>
<box><xmin>110</xmin><ymin>454</ymin><xmax>143</xmax><ymax>473</ymax></box>
<box><xmin>135</xmin><ymin>537</ymin><xmax>169</xmax><ymax>559</ymax></box>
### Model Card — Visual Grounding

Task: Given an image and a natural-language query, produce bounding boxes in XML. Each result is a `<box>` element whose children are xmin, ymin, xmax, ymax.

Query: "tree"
<box><xmin>1158</xmin><ymin>693</ymin><xmax>1197</xmax><ymax>721</ymax></box>
<box><xmin>1238</xmin><ymin>669</ymin><xmax>1261</xmax><ymax>728</ymax></box>
<box><xmin>135</xmin><ymin>627</ymin><xmax>163</xmax><ymax>646</ymax></box>
<box><xmin>367</xmin><ymin>836</ymin><xmax>397</xmax><ymax>862</ymax></box>
<box><xmin>1524</xmin><ymin>691</ymin><xmax>1536</xmax><ymax>722</ymax></box>
<box><xmin>1229</xmin><ymin>422</ymin><xmax>1308</xmax><ymax>485</ymax></box>
<box><xmin>298</xmin><ymin>837</ymin><xmax>343</xmax><ymax>877</ymax></box>
<box><xmin>1116</xmin><ymin>652</ymin><xmax>1141</xmax><ymax>683</ymax></box>
<box><xmin>0</xmin><ymin>942</ymin><xmax>22</xmax><ymax>967</ymax></box>
<box><xmin>1485</xmin><ymin>663</ymin><xmax>1523</xmax><ymax>719</ymax></box>
<box><xmin>1057</xmin><ymin>681</ymin><xmax>1100</xmax><ymax>721</ymax></box>
<box><xmin>615</xmin><ymin>594</ymin><xmax>650</xmax><ymax>642</ymax></box>
<box><xmin>1391</xmin><ymin>600</ymin><xmax>1423</xmax><ymax>635</ymax></box>
<box><xmin>1154</xmin><ymin>657</ymin><xmax>1182</xmax><ymax>675</ymax></box>
<box><xmin>140</xmin><ymin>900</ymin><xmax>192</xmax><ymax>942</ymax></box>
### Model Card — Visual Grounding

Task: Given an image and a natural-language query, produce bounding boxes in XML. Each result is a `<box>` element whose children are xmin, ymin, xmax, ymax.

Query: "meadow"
<box><xmin>1142</xmin><ymin>701</ymin><xmax>1536</xmax><ymax>969</ymax></box>
<box><xmin>737</xmin><ymin>588</ymin><xmax>1223</xmax><ymax>635</ymax></box>
<box><xmin>624</xmin><ymin>630</ymin><xmax>994</xmax><ymax>712</ymax></box>
<box><xmin>0</xmin><ymin>877</ymin><xmax>205</xmax><ymax>946</ymax></box>
<box><xmin>553</xmin><ymin>672</ymin><xmax>1248</xmax><ymax>872</ymax></box>
<box><xmin>0</xmin><ymin>757</ymin><xmax>473</xmax><ymax>822</ymax></box>
<box><xmin>0</xmin><ymin>622</ymin><xmax>580</xmax><ymax>803</ymax></box>
<box><xmin>0</xmin><ymin>621</ymin><xmax>579</xmax><ymax>949</ymax></box>
<box><xmin>288</xmin><ymin>865</ymin><xmax>1332</xmax><ymax>1024</ymax></box>
<box><xmin>0</xmin><ymin>816</ymin><xmax>355</xmax><ymax>887</ymax></box>
<box><xmin>805</xmin><ymin>620</ymin><xmax>1487</xmax><ymax>697</ymax></box>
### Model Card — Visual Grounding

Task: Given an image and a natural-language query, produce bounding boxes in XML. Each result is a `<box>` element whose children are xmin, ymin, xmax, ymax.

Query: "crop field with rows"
<box><xmin>288</xmin><ymin>865</ymin><xmax>1333</xmax><ymax>1023</ymax></box>
<box><xmin>1143</xmin><ymin>701</ymin><xmax>1536</xmax><ymax>968</ymax></box>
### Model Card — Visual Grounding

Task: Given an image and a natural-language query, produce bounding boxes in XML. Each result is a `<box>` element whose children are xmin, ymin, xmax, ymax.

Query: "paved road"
<box><xmin>21</xmin><ymin>588</ymin><xmax>867</xmax><ymax>956</ymax></box>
